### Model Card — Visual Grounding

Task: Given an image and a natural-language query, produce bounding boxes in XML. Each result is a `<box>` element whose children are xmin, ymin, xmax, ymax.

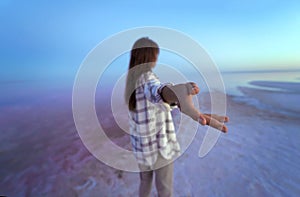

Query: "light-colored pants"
<box><xmin>138</xmin><ymin>153</ymin><xmax>174</xmax><ymax>197</ymax></box>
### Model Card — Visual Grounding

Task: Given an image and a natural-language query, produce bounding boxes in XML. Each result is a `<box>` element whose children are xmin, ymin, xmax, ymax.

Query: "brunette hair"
<box><xmin>125</xmin><ymin>37</ymin><xmax>160</xmax><ymax>111</ymax></box>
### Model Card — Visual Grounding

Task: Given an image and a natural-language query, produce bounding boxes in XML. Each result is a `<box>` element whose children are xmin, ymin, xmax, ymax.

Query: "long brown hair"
<box><xmin>125</xmin><ymin>37</ymin><xmax>160</xmax><ymax>111</ymax></box>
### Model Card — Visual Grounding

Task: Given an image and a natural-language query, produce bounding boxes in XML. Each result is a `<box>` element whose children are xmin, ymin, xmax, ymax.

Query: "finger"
<box><xmin>187</xmin><ymin>82</ymin><xmax>200</xmax><ymax>95</ymax></box>
<box><xmin>198</xmin><ymin>114</ymin><xmax>207</xmax><ymax>125</ymax></box>
<box><xmin>193</xmin><ymin>86</ymin><xmax>200</xmax><ymax>94</ymax></box>
<box><xmin>189</xmin><ymin>82</ymin><xmax>199</xmax><ymax>90</ymax></box>
<box><xmin>203</xmin><ymin>115</ymin><xmax>228</xmax><ymax>133</ymax></box>
<box><xmin>204</xmin><ymin>114</ymin><xmax>229</xmax><ymax>123</ymax></box>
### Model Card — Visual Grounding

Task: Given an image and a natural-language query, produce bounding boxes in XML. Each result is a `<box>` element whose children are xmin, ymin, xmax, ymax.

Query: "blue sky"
<box><xmin>1</xmin><ymin>0</ymin><xmax>299</xmax><ymax>80</ymax></box>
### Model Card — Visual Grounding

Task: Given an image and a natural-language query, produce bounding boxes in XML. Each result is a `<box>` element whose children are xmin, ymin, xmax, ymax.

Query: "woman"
<box><xmin>125</xmin><ymin>37</ymin><xmax>228</xmax><ymax>197</ymax></box>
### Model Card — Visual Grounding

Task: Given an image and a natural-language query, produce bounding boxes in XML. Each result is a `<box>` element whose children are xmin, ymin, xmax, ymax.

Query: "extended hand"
<box><xmin>161</xmin><ymin>82</ymin><xmax>229</xmax><ymax>133</ymax></box>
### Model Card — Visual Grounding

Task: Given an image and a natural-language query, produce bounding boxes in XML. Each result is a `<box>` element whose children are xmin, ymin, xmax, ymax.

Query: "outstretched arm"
<box><xmin>160</xmin><ymin>82</ymin><xmax>229</xmax><ymax>133</ymax></box>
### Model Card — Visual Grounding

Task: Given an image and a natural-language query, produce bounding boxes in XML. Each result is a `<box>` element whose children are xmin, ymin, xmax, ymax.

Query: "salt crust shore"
<box><xmin>238</xmin><ymin>80</ymin><xmax>300</xmax><ymax>117</ymax></box>
<box><xmin>0</xmin><ymin>84</ymin><xmax>299</xmax><ymax>196</ymax></box>
<box><xmin>250</xmin><ymin>80</ymin><xmax>300</xmax><ymax>92</ymax></box>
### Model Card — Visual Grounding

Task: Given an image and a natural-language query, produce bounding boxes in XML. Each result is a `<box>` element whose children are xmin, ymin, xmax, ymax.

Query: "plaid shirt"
<box><xmin>128</xmin><ymin>71</ymin><xmax>181</xmax><ymax>166</ymax></box>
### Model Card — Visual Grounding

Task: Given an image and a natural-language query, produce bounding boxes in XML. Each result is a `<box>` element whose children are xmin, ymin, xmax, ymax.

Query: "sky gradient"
<box><xmin>1</xmin><ymin>0</ymin><xmax>300</xmax><ymax>81</ymax></box>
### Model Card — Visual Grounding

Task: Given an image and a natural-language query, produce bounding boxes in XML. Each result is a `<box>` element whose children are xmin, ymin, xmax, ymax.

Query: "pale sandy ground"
<box><xmin>1</xmin><ymin>87</ymin><xmax>299</xmax><ymax>196</ymax></box>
